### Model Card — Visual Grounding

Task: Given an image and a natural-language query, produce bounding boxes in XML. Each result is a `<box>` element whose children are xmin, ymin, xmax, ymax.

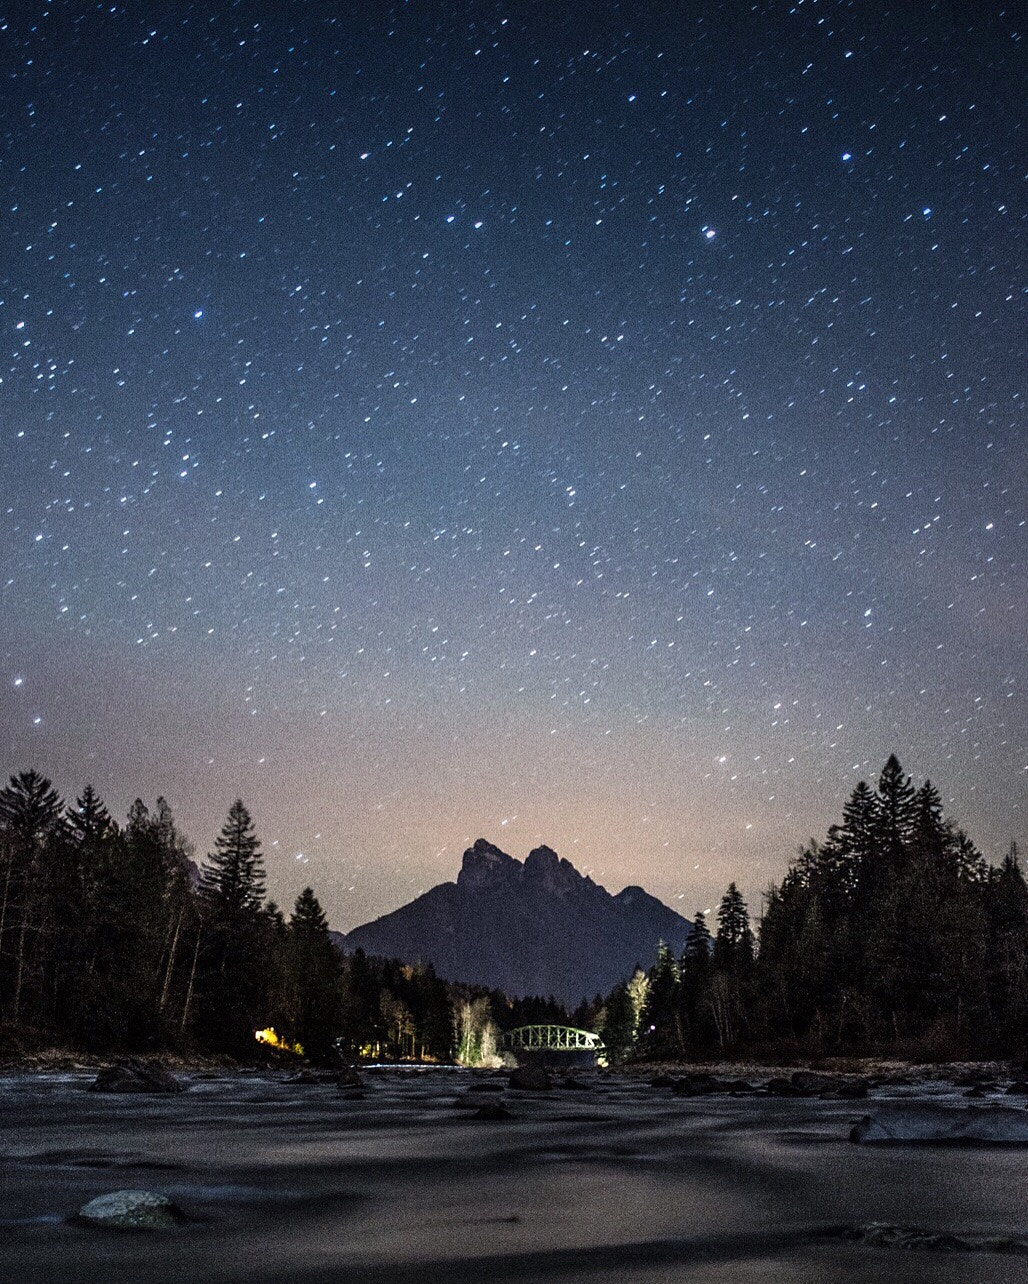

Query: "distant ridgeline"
<box><xmin>342</xmin><ymin>839</ymin><xmax>694</xmax><ymax>1005</ymax></box>
<box><xmin>0</xmin><ymin>754</ymin><xmax>1024</xmax><ymax>1064</ymax></box>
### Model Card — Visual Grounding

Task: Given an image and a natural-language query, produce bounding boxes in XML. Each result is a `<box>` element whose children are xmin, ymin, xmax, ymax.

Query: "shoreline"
<box><xmin>1</xmin><ymin>1048</ymin><xmax>1018</xmax><ymax>1082</ymax></box>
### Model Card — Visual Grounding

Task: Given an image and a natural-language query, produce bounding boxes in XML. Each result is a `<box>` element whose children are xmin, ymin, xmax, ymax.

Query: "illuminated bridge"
<box><xmin>500</xmin><ymin>1024</ymin><xmax>605</xmax><ymax>1053</ymax></box>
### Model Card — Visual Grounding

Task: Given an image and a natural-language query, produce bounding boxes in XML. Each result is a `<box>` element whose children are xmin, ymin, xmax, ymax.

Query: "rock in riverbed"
<box><xmin>90</xmin><ymin>1063</ymin><xmax>183</xmax><ymax>1094</ymax></box>
<box><xmin>75</xmin><ymin>1189</ymin><xmax>186</xmax><ymax>1230</ymax></box>
<box><xmin>672</xmin><ymin>1073</ymin><xmax>719</xmax><ymax>1096</ymax></box>
<box><xmin>820</xmin><ymin>1077</ymin><xmax>869</xmax><ymax>1100</ymax></box>
<box><xmin>842</xmin><ymin>1222</ymin><xmax>1028</xmax><ymax>1254</ymax></box>
<box><xmin>850</xmin><ymin>1106</ymin><xmax>1028</xmax><ymax>1145</ymax></box>
<box><xmin>473</xmin><ymin>1101</ymin><xmax>515</xmax><ymax>1121</ymax></box>
<box><xmin>508</xmin><ymin>1065</ymin><xmax>551</xmax><ymax>1092</ymax></box>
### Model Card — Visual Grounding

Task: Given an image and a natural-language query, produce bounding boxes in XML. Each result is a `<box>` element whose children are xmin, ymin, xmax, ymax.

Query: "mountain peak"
<box><xmin>525</xmin><ymin>844</ymin><xmax>587</xmax><ymax>895</ymax></box>
<box><xmin>457</xmin><ymin>838</ymin><xmax>521</xmax><ymax>889</ymax></box>
<box><xmin>345</xmin><ymin>840</ymin><xmax>694</xmax><ymax>1004</ymax></box>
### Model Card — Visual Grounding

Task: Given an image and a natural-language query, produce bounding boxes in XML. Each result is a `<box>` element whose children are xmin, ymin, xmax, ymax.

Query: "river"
<box><xmin>2</xmin><ymin>1067</ymin><xmax>1025</xmax><ymax>1282</ymax></box>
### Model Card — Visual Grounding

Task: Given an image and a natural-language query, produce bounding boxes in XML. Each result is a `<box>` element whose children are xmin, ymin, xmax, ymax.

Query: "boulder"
<box><xmin>850</xmin><ymin>1106</ymin><xmax>1028</xmax><ymax>1145</ymax></box>
<box><xmin>791</xmin><ymin>1071</ymin><xmax>835</xmax><ymax>1094</ymax></box>
<box><xmin>90</xmin><ymin>1063</ymin><xmax>183</xmax><ymax>1095</ymax></box>
<box><xmin>722</xmin><ymin>1079</ymin><xmax>759</xmax><ymax>1095</ymax></box>
<box><xmin>454</xmin><ymin>1091</ymin><xmax>489</xmax><ymax>1110</ymax></box>
<box><xmin>508</xmin><ymin>1065</ymin><xmax>551</xmax><ymax>1092</ymax></box>
<box><xmin>473</xmin><ymin>1101</ymin><xmax>514</xmax><ymax>1121</ymax></box>
<box><xmin>821</xmin><ymin>1077</ymin><xmax>869</xmax><ymax>1100</ymax></box>
<box><xmin>76</xmin><ymin>1189</ymin><xmax>186</xmax><ymax>1230</ymax></box>
<box><xmin>766</xmin><ymin>1077</ymin><xmax>810</xmax><ymax>1098</ymax></box>
<box><xmin>842</xmin><ymin>1223</ymin><xmax>1028</xmax><ymax>1254</ymax></box>
<box><xmin>337</xmin><ymin>1067</ymin><xmax>363</xmax><ymax>1090</ymax></box>
<box><xmin>650</xmin><ymin>1074</ymin><xmax>677</xmax><ymax>1088</ymax></box>
<box><xmin>286</xmin><ymin>1070</ymin><xmax>321</xmax><ymax>1085</ymax></box>
<box><xmin>672</xmin><ymin>1073</ymin><xmax>719</xmax><ymax>1097</ymax></box>
<box><xmin>955</xmin><ymin>1072</ymin><xmax>994</xmax><ymax>1087</ymax></box>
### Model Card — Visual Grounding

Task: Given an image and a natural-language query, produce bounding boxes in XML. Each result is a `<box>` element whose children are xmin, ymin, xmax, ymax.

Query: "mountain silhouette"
<box><xmin>341</xmin><ymin>838</ymin><xmax>693</xmax><ymax>1004</ymax></box>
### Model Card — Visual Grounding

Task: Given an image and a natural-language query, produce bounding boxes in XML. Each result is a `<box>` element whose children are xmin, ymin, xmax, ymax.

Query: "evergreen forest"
<box><xmin>604</xmin><ymin>755</ymin><xmax>1028</xmax><ymax>1064</ymax></box>
<box><xmin>0</xmin><ymin>771</ymin><xmax>563</xmax><ymax>1064</ymax></box>
<box><xmin>0</xmin><ymin>754</ymin><xmax>1024</xmax><ymax>1066</ymax></box>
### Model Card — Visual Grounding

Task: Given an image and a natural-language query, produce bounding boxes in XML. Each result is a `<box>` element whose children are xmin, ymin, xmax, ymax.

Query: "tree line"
<box><xmin>599</xmin><ymin>755</ymin><xmax>1028</xmax><ymax>1063</ymax></box>
<box><xmin>0</xmin><ymin>771</ymin><xmax>565</xmax><ymax>1064</ymax></box>
<box><xmin>3</xmin><ymin>755</ymin><xmax>1024</xmax><ymax>1066</ymax></box>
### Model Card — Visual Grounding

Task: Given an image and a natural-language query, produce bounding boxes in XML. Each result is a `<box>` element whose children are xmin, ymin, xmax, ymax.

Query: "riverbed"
<box><xmin>2</xmin><ymin>1068</ymin><xmax>1025</xmax><ymax>1282</ymax></box>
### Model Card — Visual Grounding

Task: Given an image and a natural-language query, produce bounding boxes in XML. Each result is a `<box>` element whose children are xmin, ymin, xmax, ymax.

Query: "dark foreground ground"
<box><xmin>1</xmin><ymin>1067</ymin><xmax>1026</xmax><ymax>1283</ymax></box>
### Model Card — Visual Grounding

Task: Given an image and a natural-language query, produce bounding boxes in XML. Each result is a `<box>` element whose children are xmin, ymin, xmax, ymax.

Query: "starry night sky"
<box><xmin>1</xmin><ymin>2</ymin><xmax>1024</xmax><ymax>929</ymax></box>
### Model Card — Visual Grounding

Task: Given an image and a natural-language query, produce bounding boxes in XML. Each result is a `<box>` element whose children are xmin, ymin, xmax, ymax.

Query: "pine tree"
<box><xmin>705</xmin><ymin>884</ymin><xmax>756</xmax><ymax>1051</ymax></box>
<box><xmin>67</xmin><ymin>785</ymin><xmax>114</xmax><ymax>846</ymax></box>
<box><xmin>194</xmin><ymin>801</ymin><xmax>271</xmax><ymax>1054</ymax></box>
<box><xmin>874</xmin><ymin>754</ymin><xmax>916</xmax><ymax>861</ymax></box>
<box><xmin>986</xmin><ymin>842</ymin><xmax>1028</xmax><ymax>1050</ymax></box>
<box><xmin>274</xmin><ymin>887</ymin><xmax>343</xmax><ymax>1063</ymax></box>
<box><xmin>678</xmin><ymin>912</ymin><xmax>715</xmax><ymax>1053</ymax></box>
<box><xmin>683</xmin><ymin>911</ymin><xmax>712</xmax><ymax>966</ymax></box>
<box><xmin>200</xmin><ymin>801</ymin><xmax>266</xmax><ymax>921</ymax></box>
<box><xmin>0</xmin><ymin>770</ymin><xmax>66</xmax><ymax>1022</ymax></box>
<box><xmin>291</xmin><ymin>886</ymin><xmax>329</xmax><ymax>937</ymax></box>
<box><xmin>714</xmin><ymin>883</ymin><xmax>755</xmax><ymax>974</ymax></box>
<box><xmin>841</xmin><ymin>781</ymin><xmax>876</xmax><ymax>859</ymax></box>
<box><xmin>599</xmin><ymin>981</ymin><xmax>636</xmax><ymax>1065</ymax></box>
<box><xmin>638</xmin><ymin>943</ymin><xmax>682</xmax><ymax>1058</ymax></box>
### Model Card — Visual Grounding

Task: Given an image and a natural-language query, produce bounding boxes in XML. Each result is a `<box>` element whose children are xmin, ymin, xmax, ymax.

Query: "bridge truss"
<box><xmin>500</xmin><ymin>1024</ymin><xmax>605</xmax><ymax>1052</ymax></box>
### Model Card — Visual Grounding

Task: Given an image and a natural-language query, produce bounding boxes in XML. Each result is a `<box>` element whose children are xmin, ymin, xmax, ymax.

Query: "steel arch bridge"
<box><xmin>500</xmin><ymin>1024</ymin><xmax>605</xmax><ymax>1052</ymax></box>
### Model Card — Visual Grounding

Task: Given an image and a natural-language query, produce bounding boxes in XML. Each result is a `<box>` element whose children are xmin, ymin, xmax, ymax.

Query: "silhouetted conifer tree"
<box><xmin>638</xmin><ymin>943</ymin><xmax>682</xmax><ymax>1058</ymax></box>
<box><xmin>599</xmin><ymin>980</ymin><xmax>636</xmax><ymax>1065</ymax></box>
<box><xmin>194</xmin><ymin>801</ymin><xmax>271</xmax><ymax>1054</ymax></box>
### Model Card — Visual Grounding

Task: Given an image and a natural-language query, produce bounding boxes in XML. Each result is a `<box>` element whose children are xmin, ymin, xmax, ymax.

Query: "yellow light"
<box><xmin>254</xmin><ymin>1027</ymin><xmax>304</xmax><ymax>1055</ymax></box>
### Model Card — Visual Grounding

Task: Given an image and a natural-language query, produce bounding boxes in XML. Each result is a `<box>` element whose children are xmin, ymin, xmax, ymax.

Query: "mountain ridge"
<box><xmin>340</xmin><ymin>838</ymin><xmax>693</xmax><ymax>1004</ymax></box>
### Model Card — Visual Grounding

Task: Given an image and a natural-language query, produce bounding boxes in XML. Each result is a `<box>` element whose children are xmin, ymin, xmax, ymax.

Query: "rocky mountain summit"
<box><xmin>341</xmin><ymin>838</ymin><xmax>693</xmax><ymax>1004</ymax></box>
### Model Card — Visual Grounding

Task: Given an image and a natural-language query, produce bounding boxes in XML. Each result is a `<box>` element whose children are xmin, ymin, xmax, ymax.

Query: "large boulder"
<box><xmin>850</xmin><ymin>1106</ymin><xmax>1028</xmax><ymax>1145</ymax></box>
<box><xmin>90</xmin><ymin>1063</ymin><xmax>183</xmax><ymax>1094</ymax></box>
<box><xmin>508</xmin><ymin>1064</ymin><xmax>551</xmax><ymax>1092</ymax></box>
<box><xmin>76</xmin><ymin>1190</ymin><xmax>186</xmax><ymax>1230</ymax></box>
<box><xmin>842</xmin><ymin>1223</ymin><xmax>1028</xmax><ymax>1254</ymax></box>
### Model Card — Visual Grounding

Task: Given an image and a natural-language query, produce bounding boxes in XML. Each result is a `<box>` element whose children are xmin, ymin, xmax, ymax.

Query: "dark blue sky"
<box><xmin>1</xmin><ymin>1</ymin><xmax>1024</xmax><ymax>927</ymax></box>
